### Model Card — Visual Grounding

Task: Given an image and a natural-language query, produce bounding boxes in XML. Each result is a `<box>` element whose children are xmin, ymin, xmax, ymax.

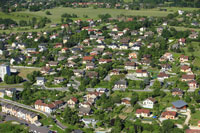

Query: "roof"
<box><xmin>136</xmin><ymin>69</ymin><xmax>147</xmax><ymax>73</ymax></box>
<box><xmin>83</xmin><ymin>56</ymin><xmax>94</xmax><ymax>61</ymax></box>
<box><xmin>147</xmin><ymin>97</ymin><xmax>156</xmax><ymax>103</ymax></box>
<box><xmin>172</xmin><ymin>100</ymin><xmax>187</xmax><ymax>108</ymax></box>
<box><xmin>161</xmin><ymin>111</ymin><xmax>176</xmax><ymax>117</ymax></box>
<box><xmin>182</xmin><ymin>74</ymin><xmax>195</xmax><ymax>79</ymax></box>
<box><xmin>36</xmin><ymin>77</ymin><xmax>45</xmax><ymax>80</ymax></box>
<box><xmin>136</xmin><ymin>109</ymin><xmax>150</xmax><ymax>114</ymax></box>
<box><xmin>186</xmin><ymin>129</ymin><xmax>200</xmax><ymax>133</ymax></box>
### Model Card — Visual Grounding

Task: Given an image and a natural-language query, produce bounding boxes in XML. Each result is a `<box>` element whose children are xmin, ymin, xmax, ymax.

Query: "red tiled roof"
<box><xmin>182</xmin><ymin>74</ymin><xmax>195</xmax><ymax>79</ymax></box>
<box><xmin>161</xmin><ymin>111</ymin><xmax>176</xmax><ymax>117</ymax></box>
<box><xmin>83</xmin><ymin>56</ymin><xmax>94</xmax><ymax>61</ymax></box>
<box><xmin>136</xmin><ymin>109</ymin><xmax>150</xmax><ymax>114</ymax></box>
<box><xmin>71</xmin><ymin>97</ymin><xmax>78</xmax><ymax>103</ymax></box>
<box><xmin>186</xmin><ymin>129</ymin><xmax>200</xmax><ymax>133</ymax></box>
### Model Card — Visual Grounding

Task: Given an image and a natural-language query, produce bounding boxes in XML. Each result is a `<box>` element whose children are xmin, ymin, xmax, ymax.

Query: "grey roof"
<box><xmin>36</xmin><ymin>77</ymin><xmax>45</xmax><ymax>80</ymax></box>
<box><xmin>172</xmin><ymin>100</ymin><xmax>187</xmax><ymax>108</ymax></box>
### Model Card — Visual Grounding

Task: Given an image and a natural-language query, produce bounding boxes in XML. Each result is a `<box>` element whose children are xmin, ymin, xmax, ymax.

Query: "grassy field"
<box><xmin>12</xmin><ymin>67</ymin><xmax>41</xmax><ymax>79</ymax></box>
<box><xmin>16</xmin><ymin>7</ymin><xmax>172</xmax><ymax>23</ymax></box>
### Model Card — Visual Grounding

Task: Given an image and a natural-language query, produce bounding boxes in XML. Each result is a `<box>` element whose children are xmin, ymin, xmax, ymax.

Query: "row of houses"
<box><xmin>2</xmin><ymin>103</ymin><xmax>41</xmax><ymax>126</ymax></box>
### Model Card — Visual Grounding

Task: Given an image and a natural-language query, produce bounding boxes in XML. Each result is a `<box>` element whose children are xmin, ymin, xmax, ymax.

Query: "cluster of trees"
<box><xmin>61</xmin><ymin>13</ymin><xmax>78</xmax><ymax>18</ymax></box>
<box><xmin>62</xmin><ymin>107</ymin><xmax>80</xmax><ymax>125</ymax></box>
<box><xmin>0</xmin><ymin>18</ymin><xmax>17</xmax><ymax>26</ymax></box>
<box><xmin>27</xmin><ymin>71</ymin><xmax>41</xmax><ymax>84</ymax></box>
<box><xmin>4</xmin><ymin>74</ymin><xmax>23</xmax><ymax>84</ymax></box>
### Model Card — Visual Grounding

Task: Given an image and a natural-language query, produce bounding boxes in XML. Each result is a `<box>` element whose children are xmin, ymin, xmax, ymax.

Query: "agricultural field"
<box><xmin>17</xmin><ymin>7</ymin><xmax>172</xmax><ymax>23</ymax></box>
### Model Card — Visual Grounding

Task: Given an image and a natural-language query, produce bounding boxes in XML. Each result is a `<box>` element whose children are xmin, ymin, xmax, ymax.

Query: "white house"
<box><xmin>36</xmin><ymin>77</ymin><xmax>45</xmax><ymax>85</ymax></box>
<box><xmin>141</xmin><ymin>98</ymin><xmax>156</xmax><ymax>109</ymax></box>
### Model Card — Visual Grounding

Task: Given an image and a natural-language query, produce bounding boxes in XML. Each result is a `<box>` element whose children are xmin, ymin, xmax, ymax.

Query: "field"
<box><xmin>16</xmin><ymin>7</ymin><xmax>172</xmax><ymax>23</ymax></box>
<box><xmin>0</xmin><ymin>6</ymin><xmax>198</xmax><ymax>33</ymax></box>
<box><xmin>12</xmin><ymin>67</ymin><xmax>41</xmax><ymax>79</ymax></box>
<box><xmin>189</xmin><ymin>111</ymin><xmax>200</xmax><ymax>126</ymax></box>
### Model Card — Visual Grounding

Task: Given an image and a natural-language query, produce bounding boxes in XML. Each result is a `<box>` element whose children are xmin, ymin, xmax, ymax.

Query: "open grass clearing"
<box><xmin>13</xmin><ymin>67</ymin><xmax>41</xmax><ymax>79</ymax></box>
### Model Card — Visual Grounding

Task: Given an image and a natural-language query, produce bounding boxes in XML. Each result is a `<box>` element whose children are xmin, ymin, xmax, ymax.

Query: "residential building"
<box><xmin>0</xmin><ymin>64</ymin><xmax>11</xmax><ymax>81</ymax></box>
<box><xmin>142</xmin><ymin>98</ymin><xmax>156</xmax><ymax>109</ymax></box>
<box><xmin>136</xmin><ymin>109</ymin><xmax>150</xmax><ymax>118</ymax></box>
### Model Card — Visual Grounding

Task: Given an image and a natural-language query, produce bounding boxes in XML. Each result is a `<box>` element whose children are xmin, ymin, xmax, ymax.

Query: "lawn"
<box><xmin>0</xmin><ymin>82</ymin><xmax>23</xmax><ymax>88</ymax></box>
<box><xmin>189</xmin><ymin>111</ymin><xmax>200</xmax><ymax>126</ymax></box>
<box><xmin>13</xmin><ymin>67</ymin><xmax>41</xmax><ymax>79</ymax></box>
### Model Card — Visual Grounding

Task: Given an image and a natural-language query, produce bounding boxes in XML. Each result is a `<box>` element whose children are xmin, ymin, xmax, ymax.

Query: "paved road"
<box><xmin>0</xmin><ymin>87</ymin><xmax>23</xmax><ymax>91</ymax></box>
<box><xmin>184</xmin><ymin>109</ymin><xmax>191</xmax><ymax>125</ymax></box>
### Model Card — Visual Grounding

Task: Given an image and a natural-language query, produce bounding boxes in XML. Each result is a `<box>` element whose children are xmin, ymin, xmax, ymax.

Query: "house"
<box><xmin>129</xmin><ymin>52</ymin><xmax>137</xmax><ymax>59</ymax></box>
<box><xmin>67</xmin><ymin>97</ymin><xmax>78</xmax><ymax>108</ymax></box>
<box><xmin>85</xmin><ymin>92</ymin><xmax>100</xmax><ymax>103</ymax></box>
<box><xmin>36</xmin><ymin>77</ymin><xmax>45</xmax><ymax>85</ymax></box>
<box><xmin>41</xmin><ymin>66</ymin><xmax>52</xmax><ymax>75</ymax></box>
<box><xmin>180</xmin><ymin>65</ymin><xmax>191</xmax><ymax>73</ymax></box>
<box><xmin>61</xmin><ymin>24</ymin><xmax>69</xmax><ymax>29</ymax></box>
<box><xmin>171</xmin><ymin>88</ymin><xmax>183</xmax><ymax>96</ymax></box>
<box><xmin>178</xmin><ymin>10</ymin><xmax>184</xmax><ymax>15</ymax></box>
<box><xmin>178</xmin><ymin>38</ymin><xmax>186</xmax><ymax>45</ymax></box>
<box><xmin>136</xmin><ymin>109</ymin><xmax>150</xmax><ymax>118</ymax></box>
<box><xmin>0</xmin><ymin>64</ymin><xmax>11</xmax><ymax>81</ymax></box>
<box><xmin>73</xmin><ymin>70</ymin><xmax>85</xmax><ymax>77</ymax></box>
<box><xmin>61</xmin><ymin>48</ymin><xmax>68</xmax><ymax>53</ymax></box>
<box><xmin>161</xmin><ymin>111</ymin><xmax>177</xmax><ymax>119</ymax></box>
<box><xmin>81</xmin><ymin>118</ymin><xmax>97</xmax><ymax>127</ymax></box>
<box><xmin>157</xmin><ymin>72</ymin><xmax>169</xmax><ymax>81</ymax></box>
<box><xmin>78</xmin><ymin>107</ymin><xmax>91</xmax><ymax>116</ymax></box>
<box><xmin>108</xmin><ymin>44</ymin><xmax>118</xmax><ymax>49</ymax></box>
<box><xmin>181</xmin><ymin>74</ymin><xmax>195</xmax><ymax>82</ymax></box>
<box><xmin>86</xmin><ymin>63</ymin><xmax>95</xmax><ymax>70</ymax></box>
<box><xmin>82</xmin><ymin>56</ymin><xmax>95</xmax><ymax>64</ymax></box>
<box><xmin>110</xmin><ymin>69</ymin><xmax>120</xmax><ymax>76</ymax></box>
<box><xmin>163</xmin><ymin>52</ymin><xmax>173</xmax><ymax>61</ymax></box>
<box><xmin>135</xmin><ymin>69</ymin><xmax>148</xmax><ymax>78</ymax></box>
<box><xmin>142</xmin><ymin>98</ymin><xmax>156</xmax><ymax>109</ymax></box>
<box><xmin>114</xmin><ymin>80</ymin><xmax>127</xmax><ymax>90</ymax></box>
<box><xmin>86</xmin><ymin>71</ymin><xmax>98</xmax><ymax>79</ymax></box>
<box><xmin>35</xmin><ymin>100</ymin><xmax>64</xmax><ymax>114</ymax></box>
<box><xmin>0</xmin><ymin>90</ymin><xmax>5</xmax><ymax>98</ymax></box>
<box><xmin>172</xmin><ymin>100</ymin><xmax>187</xmax><ymax>111</ymax></box>
<box><xmin>124</xmin><ymin>62</ymin><xmax>137</xmax><ymax>70</ymax></box>
<box><xmin>119</xmin><ymin>44</ymin><xmax>128</xmax><ymax>50</ymax></box>
<box><xmin>186</xmin><ymin>129</ymin><xmax>200</xmax><ymax>133</ymax></box>
<box><xmin>188</xmin><ymin>80</ymin><xmax>198</xmax><ymax>90</ymax></box>
<box><xmin>189</xmin><ymin>32</ymin><xmax>198</xmax><ymax>39</ymax></box>
<box><xmin>47</xmin><ymin>61</ymin><xmax>58</xmax><ymax>67</ymax></box>
<box><xmin>54</xmin><ymin>77</ymin><xmax>65</xmax><ymax>84</ymax></box>
<box><xmin>180</xmin><ymin>55</ymin><xmax>189</xmax><ymax>62</ymax></box>
<box><xmin>99</xmin><ymin>59</ymin><xmax>112</xmax><ymax>64</ymax></box>
<box><xmin>121</xmin><ymin>98</ymin><xmax>131</xmax><ymax>106</ymax></box>
<box><xmin>161</xmin><ymin>64</ymin><xmax>172</xmax><ymax>71</ymax></box>
<box><xmin>5</xmin><ymin>88</ymin><xmax>16</xmax><ymax>97</ymax></box>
